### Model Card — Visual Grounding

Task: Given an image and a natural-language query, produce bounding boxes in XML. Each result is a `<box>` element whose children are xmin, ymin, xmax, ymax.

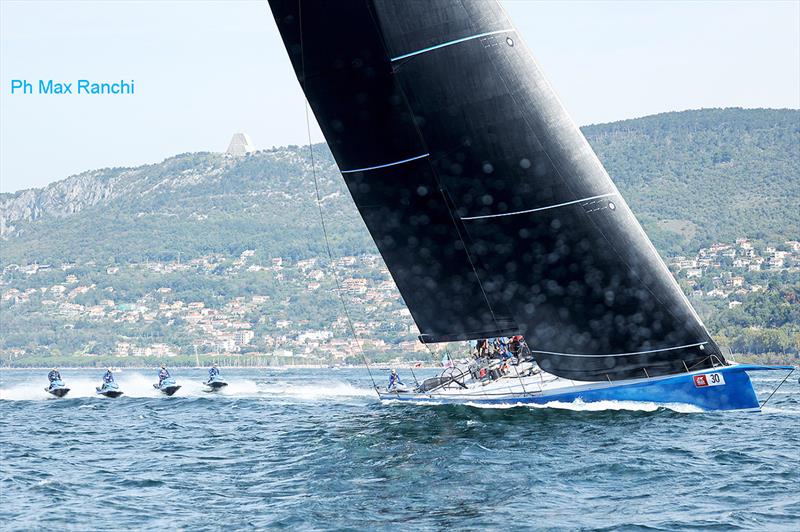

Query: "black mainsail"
<box><xmin>269</xmin><ymin>0</ymin><xmax>724</xmax><ymax>381</ymax></box>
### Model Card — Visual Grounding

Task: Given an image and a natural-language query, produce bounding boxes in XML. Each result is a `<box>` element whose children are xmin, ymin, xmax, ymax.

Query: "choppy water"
<box><xmin>1</xmin><ymin>367</ymin><xmax>798</xmax><ymax>531</ymax></box>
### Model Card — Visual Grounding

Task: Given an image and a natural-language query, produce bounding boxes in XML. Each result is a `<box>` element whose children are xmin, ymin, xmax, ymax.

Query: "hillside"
<box><xmin>583</xmin><ymin>108</ymin><xmax>800</xmax><ymax>254</ymax></box>
<box><xmin>1</xmin><ymin>108</ymin><xmax>798</xmax><ymax>366</ymax></box>
<box><xmin>0</xmin><ymin>148</ymin><xmax>371</xmax><ymax>266</ymax></box>
<box><xmin>2</xmin><ymin>108</ymin><xmax>798</xmax><ymax>266</ymax></box>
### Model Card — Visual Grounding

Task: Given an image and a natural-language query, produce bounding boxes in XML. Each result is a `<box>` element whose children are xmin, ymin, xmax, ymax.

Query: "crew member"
<box><xmin>513</xmin><ymin>335</ymin><xmax>533</xmax><ymax>361</ymax></box>
<box><xmin>207</xmin><ymin>363</ymin><xmax>220</xmax><ymax>383</ymax></box>
<box><xmin>158</xmin><ymin>364</ymin><xmax>171</xmax><ymax>386</ymax></box>
<box><xmin>477</xmin><ymin>339</ymin><xmax>490</xmax><ymax>358</ymax></box>
<box><xmin>47</xmin><ymin>368</ymin><xmax>61</xmax><ymax>388</ymax></box>
<box><xmin>388</xmin><ymin>369</ymin><xmax>403</xmax><ymax>390</ymax></box>
<box><xmin>496</xmin><ymin>337</ymin><xmax>511</xmax><ymax>359</ymax></box>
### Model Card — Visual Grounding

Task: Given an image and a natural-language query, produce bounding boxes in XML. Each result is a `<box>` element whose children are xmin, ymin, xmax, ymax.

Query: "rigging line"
<box><xmin>363</xmin><ymin>3</ymin><xmax>505</xmax><ymax>335</ymax></box>
<box><xmin>298</xmin><ymin>0</ymin><xmax>377</xmax><ymax>392</ymax></box>
<box><xmin>509</xmin><ymin>357</ymin><xmax>529</xmax><ymax>396</ymax></box>
<box><xmin>408</xmin><ymin>364</ymin><xmax>420</xmax><ymax>387</ymax></box>
<box><xmin>687</xmin><ymin>355</ymin><xmax>712</xmax><ymax>371</ymax></box>
<box><xmin>445</xmin><ymin>5</ymin><xmax>528</xmax><ymax>398</ymax></box>
<box><xmin>760</xmin><ymin>368</ymin><xmax>795</xmax><ymax>409</ymax></box>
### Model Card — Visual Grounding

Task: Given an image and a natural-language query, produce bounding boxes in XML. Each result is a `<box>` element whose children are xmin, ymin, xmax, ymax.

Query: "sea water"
<box><xmin>1</xmin><ymin>368</ymin><xmax>798</xmax><ymax>530</ymax></box>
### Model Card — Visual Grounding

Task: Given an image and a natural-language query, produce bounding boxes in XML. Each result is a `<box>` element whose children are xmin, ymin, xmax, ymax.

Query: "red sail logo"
<box><xmin>693</xmin><ymin>375</ymin><xmax>709</xmax><ymax>387</ymax></box>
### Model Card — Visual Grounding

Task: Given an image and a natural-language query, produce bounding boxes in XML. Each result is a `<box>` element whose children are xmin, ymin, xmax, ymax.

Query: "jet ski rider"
<box><xmin>102</xmin><ymin>368</ymin><xmax>115</xmax><ymax>384</ymax></box>
<box><xmin>207</xmin><ymin>363</ymin><xmax>220</xmax><ymax>383</ymax></box>
<box><xmin>158</xmin><ymin>364</ymin><xmax>171</xmax><ymax>386</ymax></box>
<box><xmin>47</xmin><ymin>368</ymin><xmax>61</xmax><ymax>388</ymax></box>
<box><xmin>388</xmin><ymin>369</ymin><xmax>403</xmax><ymax>390</ymax></box>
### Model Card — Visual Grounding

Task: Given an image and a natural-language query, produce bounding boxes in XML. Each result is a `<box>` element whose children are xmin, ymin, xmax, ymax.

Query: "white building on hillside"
<box><xmin>226</xmin><ymin>133</ymin><xmax>255</xmax><ymax>155</ymax></box>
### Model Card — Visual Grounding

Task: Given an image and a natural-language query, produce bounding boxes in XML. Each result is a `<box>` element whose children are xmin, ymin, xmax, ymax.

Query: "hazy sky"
<box><xmin>1</xmin><ymin>0</ymin><xmax>798</xmax><ymax>193</ymax></box>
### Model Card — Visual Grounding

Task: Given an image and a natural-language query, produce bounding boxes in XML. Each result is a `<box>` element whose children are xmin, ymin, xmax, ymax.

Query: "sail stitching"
<box><xmin>461</xmin><ymin>192</ymin><xmax>617</xmax><ymax>220</ymax></box>
<box><xmin>532</xmin><ymin>342</ymin><xmax>708</xmax><ymax>358</ymax></box>
<box><xmin>340</xmin><ymin>153</ymin><xmax>429</xmax><ymax>173</ymax></box>
<box><xmin>390</xmin><ymin>29</ymin><xmax>515</xmax><ymax>62</ymax></box>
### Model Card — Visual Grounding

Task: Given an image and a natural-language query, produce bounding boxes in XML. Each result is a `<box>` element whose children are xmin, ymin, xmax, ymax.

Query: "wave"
<box><xmin>0</xmin><ymin>373</ymin><xmax>377</xmax><ymax>402</ymax></box>
<box><xmin>382</xmin><ymin>397</ymin><xmax>704</xmax><ymax>413</ymax></box>
<box><xmin>257</xmin><ymin>380</ymin><xmax>376</xmax><ymax>400</ymax></box>
<box><xmin>527</xmin><ymin>399</ymin><xmax>704</xmax><ymax>413</ymax></box>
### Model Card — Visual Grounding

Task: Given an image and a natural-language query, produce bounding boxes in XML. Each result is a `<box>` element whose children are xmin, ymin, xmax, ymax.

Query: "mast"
<box><xmin>268</xmin><ymin>0</ymin><xmax>724</xmax><ymax>381</ymax></box>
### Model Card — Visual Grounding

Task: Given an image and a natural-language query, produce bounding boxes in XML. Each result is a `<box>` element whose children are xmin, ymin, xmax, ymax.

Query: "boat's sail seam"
<box><xmin>461</xmin><ymin>192</ymin><xmax>617</xmax><ymax>220</ymax></box>
<box><xmin>340</xmin><ymin>153</ymin><xmax>430</xmax><ymax>174</ymax></box>
<box><xmin>532</xmin><ymin>342</ymin><xmax>708</xmax><ymax>358</ymax></box>
<box><xmin>390</xmin><ymin>29</ymin><xmax>516</xmax><ymax>62</ymax></box>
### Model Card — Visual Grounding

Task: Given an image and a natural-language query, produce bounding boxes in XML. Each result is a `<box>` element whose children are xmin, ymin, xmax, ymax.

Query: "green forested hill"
<box><xmin>0</xmin><ymin>148</ymin><xmax>371</xmax><ymax>266</ymax></box>
<box><xmin>1</xmin><ymin>108</ymin><xmax>798</xmax><ymax>266</ymax></box>
<box><xmin>584</xmin><ymin>108</ymin><xmax>799</xmax><ymax>254</ymax></box>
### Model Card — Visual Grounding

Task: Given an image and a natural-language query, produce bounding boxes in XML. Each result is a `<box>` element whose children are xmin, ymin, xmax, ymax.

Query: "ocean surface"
<box><xmin>1</xmin><ymin>367</ymin><xmax>798</xmax><ymax>531</ymax></box>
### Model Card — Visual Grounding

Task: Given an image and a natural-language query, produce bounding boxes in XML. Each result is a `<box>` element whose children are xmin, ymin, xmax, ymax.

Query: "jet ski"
<box><xmin>96</xmin><ymin>381</ymin><xmax>124</xmax><ymax>398</ymax></box>
<box><xmin>203</xmin><ymin>374</ymin><xmax>228</xmax><ymax>392</ymax></box>
<box><xmin>45</xmin><ymin>379</ymin><xmax>70</xmax><ymax>398</ymax></box>
<box><xmin>386</xmin><ymin>382</ymin><xmax>410</xmax><ymax>394</ymax></box>
<box><xmin>153</xmin><ymin>377</ymin><xmax>181</xmax><ymax>396</ymax></box>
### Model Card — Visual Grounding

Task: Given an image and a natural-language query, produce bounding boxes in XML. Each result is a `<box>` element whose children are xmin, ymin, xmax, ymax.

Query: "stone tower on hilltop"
<box><xmin>226</xmin><ymin>133</ymin><xmax>255</xmax><ymax>156</ymax></box>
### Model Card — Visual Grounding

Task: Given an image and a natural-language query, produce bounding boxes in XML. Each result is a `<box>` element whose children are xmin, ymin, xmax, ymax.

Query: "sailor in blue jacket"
<box><xmin>102</xmin><ymin>368</ymin><xmax>115</xmax><ymax>384</ymax></box>
<box><xmin>207</xmin><ymin>363</ymin><xmax>220</xmax><ymax>383</ymax></box>
<box><xmin>388</xmin><ymin>369</ymin><xmax>403</xmax><ymax>390</ymax></box>
<box><xmin>47</xmin><ymin>368</ymin><xmax>61</xmax><ymax>388</ymax></box>
<box><xmin>158</xmin><ymin>364</ymin><xmax>171</xmax><ymax>386</ymax></box>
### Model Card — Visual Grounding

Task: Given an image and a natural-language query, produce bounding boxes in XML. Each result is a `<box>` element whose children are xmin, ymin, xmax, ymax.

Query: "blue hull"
<box><xmin>380</xmin><ymin>365</ymin><xmax>794</xmax><ymax>412</ymax></box>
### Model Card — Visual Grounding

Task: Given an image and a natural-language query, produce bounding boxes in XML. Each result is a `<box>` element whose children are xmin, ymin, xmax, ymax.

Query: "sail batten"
<box><xmin>531</xmin><ymin>342</ymin><xmax>710</xmax><ymax>358</ymax></box>
<box><xmin>461</xmin><ymin>193</ymin><xmax>618</xmax><ymax>220</ymax></box>
<box><xmin>269</xmin><ymin>0</ymin><xmax>724</xmax><ymax>380</ymax></box>
<box><xmin>341</xmin><ymin>153</ymin><xmax>430</xmax><ymax>174</ymax></box>
<box><xmin>390</xmin><ymin>29</ymin><xmax>516</xmax><ymax>62</ymax></box>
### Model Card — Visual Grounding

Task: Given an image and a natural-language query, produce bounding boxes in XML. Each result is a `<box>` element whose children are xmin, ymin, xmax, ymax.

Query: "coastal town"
<box><xmin>2</xmin><ymin>238</ymin><xmax>798</xmax><ymax>366</ymax></box>
<box><xmin>1</xmin><ymin>250</ymin><xmax>421</xmax><ymax>366</ymax></box>
<box><xmin>669</xmin><ymin>238</ymin><xmax>800</xmax><ymax>302</ymax></box>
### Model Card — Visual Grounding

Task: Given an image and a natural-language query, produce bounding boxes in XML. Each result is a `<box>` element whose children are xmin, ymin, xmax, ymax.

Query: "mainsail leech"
<box><xmin>268</xmin><ymin>0</ymin><xmax>725</xmax><ymax>381</ymax></box>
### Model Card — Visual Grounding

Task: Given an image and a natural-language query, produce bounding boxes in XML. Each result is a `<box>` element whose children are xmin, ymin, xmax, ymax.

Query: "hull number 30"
<box><xmin>694</xmin><ymin>372</ymin><xmax>726</xmax><ymax>388</ymax></box>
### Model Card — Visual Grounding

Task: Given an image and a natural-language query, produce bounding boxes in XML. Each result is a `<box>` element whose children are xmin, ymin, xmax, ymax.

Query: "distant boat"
<box><xmin>268</xmin><ymin>0</ymin><xmax>794</xmax><ymax>410</ymax></box>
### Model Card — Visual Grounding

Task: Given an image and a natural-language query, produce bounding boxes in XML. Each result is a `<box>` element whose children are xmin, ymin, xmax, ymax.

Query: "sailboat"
<box><xmin>268</xmin><ymin>1</ymin><xmax>794</xmax><ymax>411</ymax></box>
